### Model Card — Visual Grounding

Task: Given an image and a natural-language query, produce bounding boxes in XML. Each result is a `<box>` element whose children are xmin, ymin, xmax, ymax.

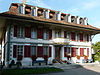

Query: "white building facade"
<box><xmin>0</xmin><ymin>3</ymin><xmax>100</xmax><ymax>67</ymax></box>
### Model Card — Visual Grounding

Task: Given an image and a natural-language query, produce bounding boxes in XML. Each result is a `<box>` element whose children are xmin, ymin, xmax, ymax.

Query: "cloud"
<box><xmin>26</xmin><ymin>0</ymin><xmax>51</xmax><ymax>9</ymax></box>
<box><xmin>82</xmin><ymin>0</ymin><xmax>100</xmax><ymax>10</ymax></box>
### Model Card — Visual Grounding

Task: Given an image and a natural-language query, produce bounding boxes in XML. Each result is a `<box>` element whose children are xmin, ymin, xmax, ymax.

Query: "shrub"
<box><xmin>52</xmin><ymin>59</ymin><xmax>56</xmax><ymax>63</ymax></box>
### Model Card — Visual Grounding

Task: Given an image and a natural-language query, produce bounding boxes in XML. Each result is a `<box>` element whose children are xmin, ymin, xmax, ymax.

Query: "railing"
<box><xmin>52</xmin><ymin>38</ymin><xmax>70</xmax><ymax>45</ymax></box>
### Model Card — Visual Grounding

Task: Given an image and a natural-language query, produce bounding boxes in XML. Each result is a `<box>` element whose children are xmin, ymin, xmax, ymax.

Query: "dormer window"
<box><xmin>25</xmin><ymin>6</ymin><xmax>31</xmax><ymax>14</ymax></box>
<box><xmin>71</xmin><ymin>16</ymin><xmax>75</xmax><ymax>23</ymax></box>
<box><xmin>19</xmin><ymin>5</ymin><xmax>23</xmax><ymax>14</ymax></box>
<box><xmin>38</xmin><ymin>9</ymin><xmax>43</xmax><ymax>16</ymax></box>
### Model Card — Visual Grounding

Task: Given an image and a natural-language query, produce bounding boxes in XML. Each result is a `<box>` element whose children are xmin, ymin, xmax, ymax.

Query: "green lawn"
<box><xmin>1</xmin><ymin>67</ymin><xmax>63</xmax><ymax>75</ymax></box>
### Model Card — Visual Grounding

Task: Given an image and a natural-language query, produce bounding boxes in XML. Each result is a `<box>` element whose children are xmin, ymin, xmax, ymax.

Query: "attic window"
<box><xmin>25</xmin><ymin>6</ymin><xmax>31</xmax><ymax>14</ymax></box>
<box><xmin>19</xmin><ymin>5</ymin><xmax>23</xmax><ymax>14</ymax></box>
<box><xmin>38</xmin><ymin>9</ymin><xmax>43</xmax><ymax>16</ymax></box>
<box><xmin>71</xmin><ymin>16</ymin><xmax>75</xmax><ymax>23</ymax></box>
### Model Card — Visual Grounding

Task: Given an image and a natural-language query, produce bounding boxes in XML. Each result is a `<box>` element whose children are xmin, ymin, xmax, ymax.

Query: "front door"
<box><xmin>55</xmin><ymin>47</ymin><xmax>61</xmax><ymax>60</ymax></box>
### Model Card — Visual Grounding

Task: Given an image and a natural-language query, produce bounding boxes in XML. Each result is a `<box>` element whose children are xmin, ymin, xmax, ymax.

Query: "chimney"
<box><xmin>67</xmin><ymin>14</ymin><xmax>71</xmax><ymax>23</ymax></box>
<box><xmin>76</xmin><ymin>16</ymin><xmax>80</xmax><ymax>24</ymax></box>
<box><xmin>56</xmin><ymin>11</ymin><xmax>61</xmax><ymax>21</ymax></box>
<box><xmin>44</xmin><ymin>9</ymin><xmax>50</xmax><ymax>19</ymax></box>
<box><xmin>84</xmin><ymin>17</ymin><xmax>88</xmax><ymax>25</ymax></box>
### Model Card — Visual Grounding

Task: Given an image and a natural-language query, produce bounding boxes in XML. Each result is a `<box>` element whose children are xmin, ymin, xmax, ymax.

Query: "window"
<box><xmin>43</xmin><ymin>30</ymin><xmax>49</xmax><ymax>40</ymax></box>
<box><xmin>43</xmin><ymin>46</ymin><xmax>48</xmax><ymax>56</ymax></box>
<box><xmin>76</xmin><ymin>34</ymin><xmax>79</xmax><ymax>42</ymax></box>
<box><xmin>19</xmin><ymin>5</ymin><xmax>23</xmax><ymax>14</ymax></box>
<box><xmin>55</xmin><ymin>31</ymin><xmax>61</xmax><ymax>38</ymax></box>
<box><xmin>76</xmin><ymin>48</ymin><xmax>78</xmax><ymax>55</ymax></box>
<box><xmin>67</xmin><ymin>47</ymin><xmax>70</xmax><ymax>54</ymax></box>
<box><xmin>83</xmin><ymin>34</ymin><xmax>87</xmax><ymax>42</ymax></box>
<box><xmin>17</xmin><ymin>26</ymin><xmax>24</xmax><ymax>38</ymax></box>
<box><xmin>31</xmin><ymin>28</ymin><xmax>37</xmax><ymax>38</ymax></box>
<box><xmin>84</xmin><ymin>48</ymin><xmax>87</xmax><ymax>55</ymax></box>
<box><xmin>31</xmin><ymin>46</ymin><xmax>37</xmax><ymax>56</ymax></box>
<box><xmin>17</xmin><ymin>45</ymin><xmax>23</xmax><ymax>56</ymax></box>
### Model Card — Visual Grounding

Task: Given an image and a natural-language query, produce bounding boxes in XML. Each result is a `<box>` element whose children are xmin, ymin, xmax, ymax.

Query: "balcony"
<box><xmin>52</xmin><ymin>38</ymin><xmax>70</xmax><ymax>45</ymax></box>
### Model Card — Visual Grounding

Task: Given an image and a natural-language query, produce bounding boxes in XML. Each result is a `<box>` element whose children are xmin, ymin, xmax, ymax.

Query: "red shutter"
<box><xmin>37</xmin><ymin>28</ymin><xmax>43</xmax><ymax>39</ymax></box>
<box><xmin>37</xmin><ymin>46</ymin><xmax>43</xmax><ymax>57</ymax></box>
<box><xmin>64</xmin><ymin>31</ymin><xmax>66</xmax><ymax>38</ymax></box>
<box><xmin>49</xmin><ymin>47</ymin><xmax>52</xmax><ymax>57</ymax></box>
<box><xmin>80</xmin><ymin>48</ymin><xmax>84</xmax><ymax>57</ymax></box>
<box><xmin>64</xmin><ymin>47</ymin><xmax>67</xmax><ymax>57</ymax></box>
<box><xmin>13</xmin><ymin>45</ymin><xmax>17</xmax><ymax>58</ymax></box>
<box><xmin>24</xmin><ymin>46</ymin><xmax>31</xmax><ymax>57</ymax></box>
<box><xmin>14</xmin><ymin>26</ymin><xmax>17</xmax><ymax>37</ymax></box>
<box><xmin>71</xmin><ymin>32</ymin><xmax>75</xmax><ymax>41</ymax></box>
<box><xmin>80</xmin><ymin>33</ymin><xmax>83</xmax><ymax>42</ymax></box>
<box><xmin>71</xmin><ymin>48</ymin><xmax>76</xmax><ymax>57</ymax></box>
<box><xmin>87</xmin><ymin>34</ymin><xmax>89</xmax><ymax>42</ymax></box>
<box><xmin>25</xmin><ymin>27</ymin><xmax>31</xmax><ymax>38</ymax></box>
<box><xmin>87</xmin><ymin>48</ymin><xmax>89</xmax><ymax>57</ymax></box>
<box><xmin>49</xmin><ymin>30</ymin><xmax>52</xmax><ymax>40</ymax></box>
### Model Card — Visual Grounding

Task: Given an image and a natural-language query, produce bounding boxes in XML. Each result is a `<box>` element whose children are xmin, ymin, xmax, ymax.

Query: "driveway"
<box><xmin>39</xmin><ymin>64</ymin><xmax>100</xmax><ymax>75</ymax></box>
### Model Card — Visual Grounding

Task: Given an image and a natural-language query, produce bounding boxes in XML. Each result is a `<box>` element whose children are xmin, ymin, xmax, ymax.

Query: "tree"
<box><xmin>92</xmin><ymin>42</ymin><xmax>100</xmax><ymax>62</ymax></box>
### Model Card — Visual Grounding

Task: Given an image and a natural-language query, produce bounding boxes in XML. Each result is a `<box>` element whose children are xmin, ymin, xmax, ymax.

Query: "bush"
<box><xmin>9</xmin><ymin>60</ymin><xmax>15</xmax><ymax>68</ymax></box>
<box><xmin>16</xmin><ymin>62</ymin><xmax>22</xmax><ymax>68</ymax></box>
<box><xmin>52</xmin><ymin>59</ymin><xmax>56</xmax><ymax>63</ymax></box>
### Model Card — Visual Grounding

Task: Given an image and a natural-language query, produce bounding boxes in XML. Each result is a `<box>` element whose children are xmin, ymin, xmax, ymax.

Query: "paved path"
<box><xmin>38</xmin><ymin>64</ymin><xmax>100</xmax><ymax>75</ymax></box>
<box><xmin>40</xmin><ymin>67</ymin><xmax>100</xmax><ymax>75</ymax></box>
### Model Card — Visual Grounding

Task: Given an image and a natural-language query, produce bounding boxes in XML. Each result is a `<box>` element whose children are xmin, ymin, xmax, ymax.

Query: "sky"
<box><xmin>0</xmin><ymin>0</ymin><xmax>100</xmax><ymax>44</ymax></box>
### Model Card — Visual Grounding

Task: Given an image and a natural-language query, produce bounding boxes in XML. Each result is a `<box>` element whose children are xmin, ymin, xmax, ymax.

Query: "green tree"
<box><xmin>92</xmin><ymin>42</ymin><xmax>100</xmax><ymax>62</ymax></box>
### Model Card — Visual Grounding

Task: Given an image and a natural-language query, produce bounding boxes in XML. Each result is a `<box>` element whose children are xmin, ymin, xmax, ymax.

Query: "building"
<box><xmin>0</xmin><ymin>3</ymin><xmax>100</xmax><ymax>67</ymax></box>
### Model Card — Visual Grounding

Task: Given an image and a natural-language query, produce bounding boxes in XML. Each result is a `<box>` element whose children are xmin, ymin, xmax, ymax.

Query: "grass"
<box><xmin>1</xmin><ymin>67</ymin><xmax>63</xmax><ymax>75</ymax></box>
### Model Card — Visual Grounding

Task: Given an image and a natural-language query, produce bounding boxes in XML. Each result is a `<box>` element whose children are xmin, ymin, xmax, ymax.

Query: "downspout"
<box><xmin>7</xmin><ymin>24</ymin><xmax>11</xmax><ymax>66</ymax></box>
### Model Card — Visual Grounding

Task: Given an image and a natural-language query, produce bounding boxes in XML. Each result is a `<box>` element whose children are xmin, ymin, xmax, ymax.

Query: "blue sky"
<box><xmin>0</xmin><ymin>0</ymin><xmax>100</xmax><ymax>44</ymax></box>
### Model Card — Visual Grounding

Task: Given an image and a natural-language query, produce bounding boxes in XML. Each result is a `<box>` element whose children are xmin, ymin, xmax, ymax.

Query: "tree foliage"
<box><xmin>92</xmin><ymin>42</ymin><xmax>100</xmax><ymax>62</ymax></box>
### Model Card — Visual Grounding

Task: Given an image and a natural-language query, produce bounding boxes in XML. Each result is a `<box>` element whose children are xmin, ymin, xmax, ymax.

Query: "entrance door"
<box><xmin>55</xmin><ymin>47</ymin><xmax>61</xmax><ymax>60</ymax></box>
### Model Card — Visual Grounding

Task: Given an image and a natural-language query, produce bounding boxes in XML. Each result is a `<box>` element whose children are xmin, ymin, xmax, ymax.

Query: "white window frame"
<box><xmin>31</xmin><ymin>46</ymin><xmax>37</xmax><ymax>56</ymax></box>
<box><xmin>43</xmin><ymin>46</ymin><xmax>49</xmax><ymax>56</ymax></box>
<box><xmin>17</xmin><ymin>26</ymin><xmax>24</xmax><ymax>38</ymax></box>
<box><xmin>31</xmin><ymin>28</ymin><xmax>37</xmax><ymax>39</ymax></box>
<box><xmin>19</xmin><ymin>5</ymin><xmax>23</xmax><ymax>14</ymax></box>
<box><xmin>17</xmin><ymin>45</ymin><xmax>23</xmax><ymax>57</ymax></box>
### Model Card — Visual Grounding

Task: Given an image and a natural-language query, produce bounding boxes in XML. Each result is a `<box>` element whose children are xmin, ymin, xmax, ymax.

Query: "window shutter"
<box><xmin>49</xmin><ymin>47</ymin><xmax>52</xmax><ymax>57</ymax></box>
<box><xmin>37</xmin><ymin>46</ymin><xmax>43</xmax><ymax>57</ymax></box>
<box><xmin>71</xmin><ymin>32</ymin><xmax>75</xmax><ymax>41</ymax></box>
<box><xmin>14</xmin><ymin>26</ymin><xmax>17</xmax><ymax>37</ymax></box>
<box><xmin>64</xmin><ymin>47</ymin><xmax>67</xmax><ymax>57</ymax></box>
<box><xmin>49</xmin><ymin>30</ymin><xmax>52</xmax><ymax>40</ymax></box>
<box><xmin>87</xmin><ymin>48</ymin><xmax>89</xmax><ymax>57</ymax></box>
<box><xmin>37</xmin><ymin>28</ymin><xmax>43</xmax><ymax>39</ymax></box>
<box><xmin>71</xmin><ymin>48</ymin><xmax>76</xmax><ymax>57</ymax></box>
<box><xmin>24</xmin><ymin>46</ymin><xmax>31</xmax><ymax>57</ymax></box>
<box><xmin>25</xmin><ymin>27</ymin><xmax>31</xmax><ymax>38</ymax></box>
<box><xmin>64</xmin><ymin>31</ymin><xmax>66</xmax><ymax>38</ymax></box>
<box><xmin>13</xmin><ymin>45</ymin><xmax>17</xmax><ymax>58</ymax></box>
<box><xmin>80</xmin><ymin>33</ymin><xmax>83</xmax><ymax>42</ymax></box>
<box><xmin>87</xmin><ymin>34</ymin><xmax>89</xmax><ymax>42</ymax></box>
<box><xmin>80</xmin><ymin>48</ymin><xmax>84</xmax><ymax>57</ymax></box>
